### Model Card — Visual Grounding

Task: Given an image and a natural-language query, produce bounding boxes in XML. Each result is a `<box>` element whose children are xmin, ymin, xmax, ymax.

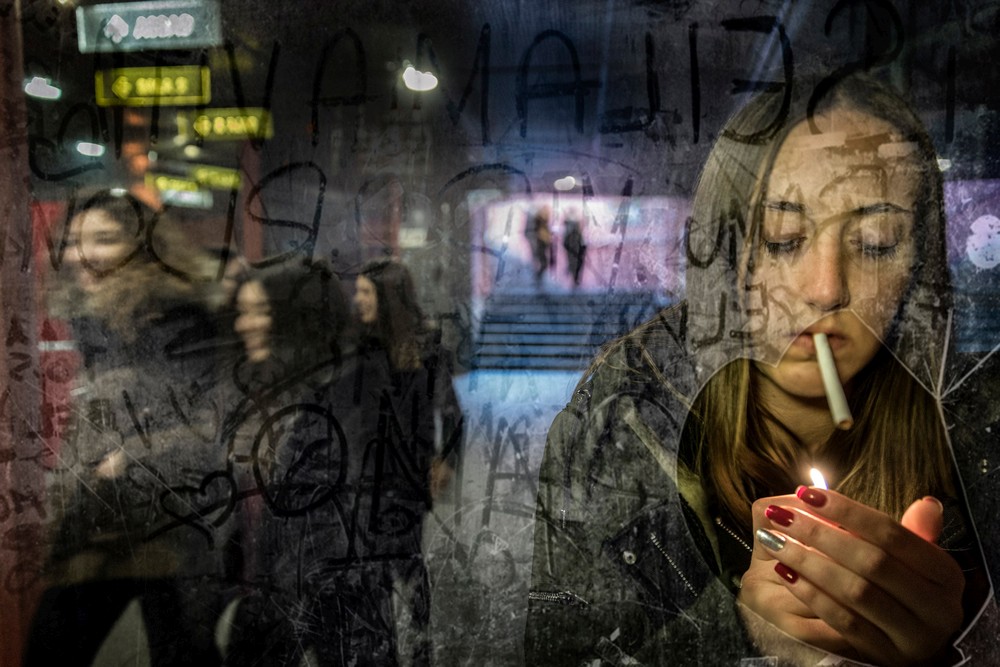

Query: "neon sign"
<box><xmin>77</xmin><ymin>0</ymin><xmax>222</xmax><ymax>53</ymax></box>
<box><xmin>95</xmin><ymin>66</ymin><xmax>210</xmax><ymax>107</ymax></box>
<box><xmin>176</xmin><ymin>108</ymin><xmax>273</xmax><ymax>141</ymax></box>
<box><xmin>190</xmin><ymin>165</ymin><xmax>242</xmax><ymax>190</ymax></box>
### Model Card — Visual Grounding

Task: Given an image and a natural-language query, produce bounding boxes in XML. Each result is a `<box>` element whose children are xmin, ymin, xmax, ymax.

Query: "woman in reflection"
<box><xmin>354</xmin><ymin>257</ymin><xmax>464</xmax><ymax>667</ymax></box>
<box><xmin>223</xmin><ymin>258</ymin><xmax>379</xmax><ymax>665</ymax></box>
<box><xmin>28</xmin><ymin>190</ymin><xmax>228</xmax><ymax>666</ymax></box>
<box><xmin>526</xmin><ymin>75</ymin><xmax>992</xmax><ymax>666</ymax></box>
<box><xmin>226</xmin><ymin>257</ymin><xmax>353</xmax><ymax>583</ymax></box>
<box><xmin>231</xmin><ymin>258</ymin><xmax>350</xmax><ymax>389</ymax></box>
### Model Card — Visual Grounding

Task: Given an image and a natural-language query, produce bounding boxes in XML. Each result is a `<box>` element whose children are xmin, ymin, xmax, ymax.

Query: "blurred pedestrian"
<box><xmin>354</xmin><ymin>257</ymin><xmax>464</xmax><ymax>666</ymax></box>
<box><xmin>527</xmin><ymin>207</ymin><xmax>553</xmax><ymax>286</ymax></box>
<box><xmin>562</xmin><ymin>215</ymin><xmax>587</xmax><ymax>287</ymax></box>
<box><xmin>28</xmin><ymin>189</ymin><xmax>229</xmax><ymax>666</ymax></box>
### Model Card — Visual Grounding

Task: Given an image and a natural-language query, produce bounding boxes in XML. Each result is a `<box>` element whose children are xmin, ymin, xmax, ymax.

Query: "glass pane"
<box><xmin>1</xmin><ymin>1</ymin><xmax>997</xmax><ymax>665</ymax></box>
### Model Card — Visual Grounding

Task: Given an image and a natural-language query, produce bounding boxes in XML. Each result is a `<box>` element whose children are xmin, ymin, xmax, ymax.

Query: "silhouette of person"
<box><xmin>562</xmin><ymin>216</ymin><xmax>587</xmax><ymax>287</ymax></box>
<box><xmin>527</xmin><ymin>207</ymin><xmax>553</xmax><ymax>286</ymax></box>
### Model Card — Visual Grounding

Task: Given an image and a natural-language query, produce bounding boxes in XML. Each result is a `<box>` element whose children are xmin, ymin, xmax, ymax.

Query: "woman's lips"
<box><xmin>789</xmin><ymin>331</ymin><xmax>847</xmax><ymax>355</ymax></box>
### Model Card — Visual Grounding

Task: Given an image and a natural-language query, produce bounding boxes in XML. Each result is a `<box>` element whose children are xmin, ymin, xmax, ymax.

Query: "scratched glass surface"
<box><xmin>1</xmin><ymin>1</ymin><xmax>999</xmax><ymax>665</ymax></box>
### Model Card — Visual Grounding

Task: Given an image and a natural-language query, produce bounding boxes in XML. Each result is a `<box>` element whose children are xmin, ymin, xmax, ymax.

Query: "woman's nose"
<box><xmin>802</xmin><ymin>239</ymin><xmax>849</xmax><ymax>312</ymax></box>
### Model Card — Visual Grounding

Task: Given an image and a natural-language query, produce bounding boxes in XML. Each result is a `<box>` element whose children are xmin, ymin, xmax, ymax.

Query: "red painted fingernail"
<box><xmin>922</xmin><ymin>496</ymin><xmax>944</xmax><ymax>513</ymax></box>
<box><xmin>796</xmin><ymin>485</ymin><xmax>827</xmax><ymax>508</ymax></box>
<box><xmin>765</xmin><ymin>505</ymin><xmax>795</xmax><ymax>527</ymax></box>
<box><xmin>774</xmin><ymin>562</ymin><xmax>799</xmax><ymax>583</ymax></box>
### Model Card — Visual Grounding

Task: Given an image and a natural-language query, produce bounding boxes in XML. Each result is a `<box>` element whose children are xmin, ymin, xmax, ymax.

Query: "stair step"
<box><xmin>472</xmin><ymin>355</ymin><xmax>592</xmax><ymax>371</ymax></box>
<box><xmin>478</xmin><ymin>332</ymin><xmax>611</xmax><ymax>345</ymax></box>
<box><xmin>472</xmin><ymin>291</ymin><xmax>668</xmax><ymax>371</ymax></box>
<box><xmin>475</xmin><ymin>343</ymin><xmax>599</xmax><ymax>356</ymax></box>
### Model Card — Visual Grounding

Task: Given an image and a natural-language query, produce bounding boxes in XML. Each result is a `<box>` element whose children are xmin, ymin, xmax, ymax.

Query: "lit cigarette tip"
<box><xmin>809</xmin><ymin>467</ymin><xmax>828</xmax><ymax>490</ymax></box>
<box><xmin>813</xmin><ymin>333</ymin><xmax>853</xmax><ymax>430</ymax></box>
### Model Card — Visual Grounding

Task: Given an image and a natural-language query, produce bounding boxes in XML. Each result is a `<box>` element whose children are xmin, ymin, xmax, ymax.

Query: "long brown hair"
<box><xmin>358</xmin><ymin>258</ymin><xmax>424</xmax><ymax>371</ymax></box>
<box><xmin>693</xmin><ymin>354</ymin><xmax>955</xmax><ymax>531</ymax></box>
<box><xmin>252</xmin><ymin>258</ymin><xmax>351</xmax><ymax>368</ymax></box>
<box><xmin>686</xmin><ymin>75</ymin><xmax>956</xmax><ymax>531</ymax></box>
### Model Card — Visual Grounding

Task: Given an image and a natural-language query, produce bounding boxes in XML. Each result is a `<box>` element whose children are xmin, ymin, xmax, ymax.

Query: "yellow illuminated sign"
<box><xmin>190</xmin><ymin>164</ymin><xmax>242</xmax><ymax>190</ymax></box>
<box><xmin>95</xmin><ymin>66</ymin><xmax>210</xmax><ymax>107</ymax></box>
<box><xmin>146</xmin><ymin>173</ymin><xmax>201</xmax><ymax>193</ymax></box>
<box><xmin>177</xmin><ymin>108</ymin><xmax>273</xmax><ymax>140</ymax></box>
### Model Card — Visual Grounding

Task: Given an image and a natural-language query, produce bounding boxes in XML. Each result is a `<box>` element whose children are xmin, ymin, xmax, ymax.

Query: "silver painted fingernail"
<box><xmin>756</xmin><ymin>528</ymin><xmax>786</xmax><ymax>551</ymax></box>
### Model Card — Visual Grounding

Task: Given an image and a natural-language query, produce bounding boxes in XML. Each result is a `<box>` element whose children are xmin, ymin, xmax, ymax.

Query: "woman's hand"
<box><xmin>741</xmin><ymin>488</ymin><xmax>964</xmax><ymax>666</ymax></box>
<box><xmin>738</xmin><ymin>492</ymin><xmax>858</xmax><ymax>664</ymax></box>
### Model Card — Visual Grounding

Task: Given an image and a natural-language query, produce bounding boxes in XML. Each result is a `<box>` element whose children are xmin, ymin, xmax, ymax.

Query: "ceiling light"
<box><xmin>24</xmin><ymin>76</ymin><xmax>62</xmax><ymax>100</ymax></box>
<box><xmin>554</xmin><ymin>176</ymin><xmax>576</xmax><ymax>191</ymax></box>
<box><xmin>76</xmin><ymin>141</ymin><xmax>105</xmax><ymax>157</ymax></box>
<box><xmin>402</xmin><ymin>66</ymin><xmax>438</xmax><ymax>92</ymax></box>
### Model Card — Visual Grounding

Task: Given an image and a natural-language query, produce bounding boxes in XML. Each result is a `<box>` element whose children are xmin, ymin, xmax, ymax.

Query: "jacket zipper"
<box><xmin>648</xmin><ymin>532</ymin><xmax>696</xmax><ymax>595</ymax></box>
<box><xmin>714</xmin><ymin>516</ymin><xmax>752</xmax><ymax>553</ymax></box>
<box><xmin>528</xmin><ymin>590</ymin><xmax>589</xmax><ymax>607</ymax></box>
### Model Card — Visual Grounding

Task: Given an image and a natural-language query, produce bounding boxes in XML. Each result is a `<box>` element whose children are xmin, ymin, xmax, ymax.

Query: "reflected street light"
<box><xmin>76</xmin><ymin>141</ymin><xmax>106</xmax><ymax>157</ymax></box>
<box><xmin>24</xmin><ymin>76</ymin><xmax>62</xmax><ymax>100</ymax></box>
<box><xmin>402</xmin><ymin>66</ymin><xmax>438</xmax><ymax>92</ymax></box>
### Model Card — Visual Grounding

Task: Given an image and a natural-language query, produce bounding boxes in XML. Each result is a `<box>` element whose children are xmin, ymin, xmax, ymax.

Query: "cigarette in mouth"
<box><xmin>813</xmin><ymin>333</ymin><xmax>853</xmax><ymax>430</ymax></box>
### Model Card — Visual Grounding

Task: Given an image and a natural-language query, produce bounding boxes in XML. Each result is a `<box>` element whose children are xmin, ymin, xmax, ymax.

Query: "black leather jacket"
<box><xmin>525</xmin><ymin>306</ymin><xmax>995</xmax><ymax>666</ymax></box>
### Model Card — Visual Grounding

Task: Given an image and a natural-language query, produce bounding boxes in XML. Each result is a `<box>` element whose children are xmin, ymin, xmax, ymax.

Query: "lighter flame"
<box><xmin>809</xmin><ymin>467</ymin><xmax>828</xmax><ymax>490</ymax></box>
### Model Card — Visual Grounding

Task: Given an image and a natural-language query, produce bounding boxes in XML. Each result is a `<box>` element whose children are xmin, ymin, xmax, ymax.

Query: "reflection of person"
<box><xmin>227</xmin><ymin>258</ymin><xmax>353</xmax><ymax>565</ymax></box>
<box><xmin>221</xmin><ymin>258</ymin><xmax>375</xmax><ymax>667</ymax></box>
<box><xmin>526</xmin><ymin>75</ymin><xmax>992</xmax><ymax>666</ymax></box>
<box><xmin>28</xmin><ymin>190</ymin><xmax>227</xmax><ymax>666</ymax></box>
<box><xmin>354</xmin><ymin>258</ymin><xmax>464</xmax><ymax>666</ymax></box>
<box><xmin>527</xmin><ymin>206</ymin><xmax>553</xmax><ymax>285</ymax></box>
<box><xmin>233</xmin><ymin>259</ymin><xmax>350</xmax><ymax>375</ymax></box>
<box><xmin>562</xmin><ymin>215</ymin><xmax>586</xmax><ymax>287</ymax></box>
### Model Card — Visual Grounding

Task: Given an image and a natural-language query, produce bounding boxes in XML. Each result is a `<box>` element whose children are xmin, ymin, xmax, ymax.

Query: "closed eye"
<box><xmin>854</xmin><ymin>202</ymin><xmax>911</xmax><ymax>216</ymax></box>
<box><xmin>855</xmin><ymin>240</ymin><xmax>900</xmax><ymax>259</ymax></box>
<box><xmin>761</xmin><ymin>237</ymin><xmax>805</xmax><ymax>257</ymax></box>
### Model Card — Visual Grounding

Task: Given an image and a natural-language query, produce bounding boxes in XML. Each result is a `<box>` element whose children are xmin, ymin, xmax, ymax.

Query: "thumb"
<box><xmin>900</xmin><ymin>496</ymin><xmax>944</xmax><ymax>544</ymax></box>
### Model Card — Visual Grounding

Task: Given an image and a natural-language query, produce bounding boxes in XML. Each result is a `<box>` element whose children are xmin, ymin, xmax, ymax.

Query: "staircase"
<box><xmin>472</xmin><ymin>291</ymin><xmax>670</xmax><ymax>371</ymax></box>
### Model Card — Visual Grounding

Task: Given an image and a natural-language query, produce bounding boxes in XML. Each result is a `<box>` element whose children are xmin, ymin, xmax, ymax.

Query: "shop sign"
<box><xmin>95</xmin><ymin>66</ymin><xmax>210</xmax><ymax>107</ymax></box>
<box><xmin>77</xmin><ymin>0</ymin><xmax>222</xmax><ymax>53</ymax></box>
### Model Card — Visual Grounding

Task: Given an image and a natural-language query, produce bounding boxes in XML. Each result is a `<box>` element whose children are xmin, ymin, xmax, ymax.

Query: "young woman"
<box><xmin>223</xmin><ymin>259</ymin><xmax>391</xmax><ymax>667</ymax></box>
<box><xmin>28</xmin><ymin>190</ymin><xmax>228</xmax><ymax>666</ymax></box>
<box><xmin>355</xmin><ymin>257</ymin><xmax>463</xmax><ymax>501</ymax></box>
<box><xmin>526</xmin><ymin>75</ymin><xmax>992</xmax><ymax>666</ymax></box>
<box><xmin>354</xmin><ymin>258</ymin><xmax>464</xmax><ymax>666</ymax></box>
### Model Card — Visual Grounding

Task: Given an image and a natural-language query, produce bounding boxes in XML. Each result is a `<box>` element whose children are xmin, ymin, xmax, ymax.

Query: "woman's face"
<box><xmin>65</xmin><ymin>209</ymin><xmax>140</xmax><ymax>292</ymax></box>
<box><xmin>750</xmin><ymin>108</ymin><xmax>922</xmax><ymax>400</ymax></box>
<box><xmin>354</xmin><ymin>276</ymin><xmax>379</xmax><ymax>325</ymax></box>
<box><xmin>234</xmin><ymin>280</ymin><xmax>272</xmax><ymax>362</ymax></box>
